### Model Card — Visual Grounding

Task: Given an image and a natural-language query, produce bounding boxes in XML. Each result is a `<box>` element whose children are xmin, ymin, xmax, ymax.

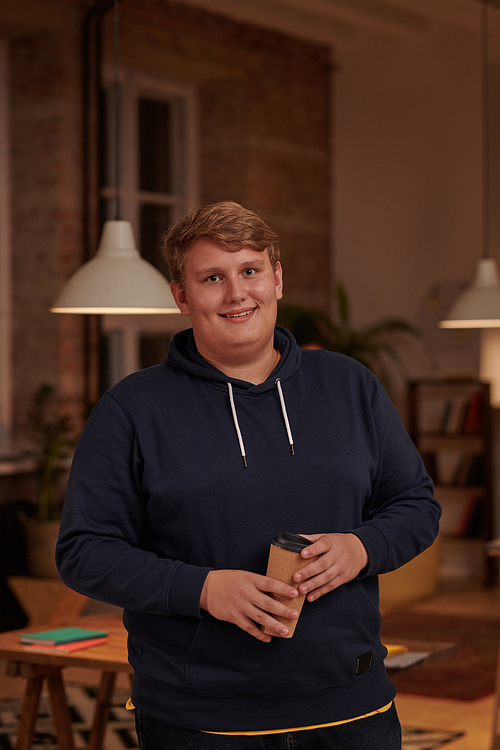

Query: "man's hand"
<box><xmin>293</xmin><ymin>533</ymin><xmax>369</xmax><ymax>601</ymax></box>
<box><xmin>200</xmin><ymin>569</ymin><xmax>299</xmax><ymax>642</ymax></box>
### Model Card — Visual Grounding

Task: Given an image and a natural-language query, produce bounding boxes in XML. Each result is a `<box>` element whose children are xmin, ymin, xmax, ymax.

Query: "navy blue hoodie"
<box><xmin>56</xmin><ymin>326</ymin><xmax>440</xmax><ymax>732</ymax></box>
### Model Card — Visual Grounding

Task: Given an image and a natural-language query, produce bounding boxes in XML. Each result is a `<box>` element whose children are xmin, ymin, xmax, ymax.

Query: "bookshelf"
<box><xmin>408</xmin><ymin>378</ymin><xmax>495</xmax><ymax>586</ymax></box>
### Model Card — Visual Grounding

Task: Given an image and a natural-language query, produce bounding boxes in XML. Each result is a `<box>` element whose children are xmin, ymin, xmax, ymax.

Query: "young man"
<box><xmin>56</xmin><ymin>201</ymin><xmax>440</xmax><ymax>749</ymax></box>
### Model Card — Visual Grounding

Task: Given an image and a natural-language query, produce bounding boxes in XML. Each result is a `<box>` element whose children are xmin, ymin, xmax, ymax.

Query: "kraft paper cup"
<box><xmin>262</xmin><ymin>532</ymin><xmax>317</xmax><ymax>638</ymax></box>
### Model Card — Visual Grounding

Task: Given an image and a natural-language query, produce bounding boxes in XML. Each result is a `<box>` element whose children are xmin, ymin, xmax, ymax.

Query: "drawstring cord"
<box><xmin>227</xmin><ymin>382</ymin><xmax>247</xmax><ymax>468</ymax></box>
<box><xmin>275</xmin><ymin>378</ymin><xmax>295</xmax><ymax>456</ymax></box>
<box><xmin>226</xmin><ymin>379</ymin><xmax>295</xmax><ymax>467</ymax></box>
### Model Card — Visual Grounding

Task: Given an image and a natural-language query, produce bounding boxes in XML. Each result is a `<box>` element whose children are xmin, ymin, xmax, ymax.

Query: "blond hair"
<box><xmin>163</xmin><ymin>201</ymin><xmax>280</xmax><ymax>287</ymax></box>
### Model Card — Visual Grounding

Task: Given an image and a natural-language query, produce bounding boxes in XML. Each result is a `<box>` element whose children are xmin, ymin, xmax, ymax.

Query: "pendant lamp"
<box><xmin>51</xmin><ymin>220</ymin><xmax>179</xmax><ymax>314</ymax></box>
<box><xmin>439</xmin><ymin>258</ymin><xmax>500</xmax><ymax>328</ymax></box>
<box><xmin>51</xmin><ymin>0</ymin><xmax>179</xmax><ymax>315</ymax></box>
<box><xmin>439</xmin><ymin>0</ymin><xmax>500</xmax><ymax>330</ymax></box>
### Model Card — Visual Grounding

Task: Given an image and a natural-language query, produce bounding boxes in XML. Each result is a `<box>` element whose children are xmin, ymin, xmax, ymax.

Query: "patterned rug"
<box><xmin>0</xmin><ymin>684</ymin><xmax>464</xmax><ymax>750</ymax></box>
<box><xmin>0</xmin><ymin>685</ymin><xmax>137</xmax><ymax>750</ymax></box>
<box><xmin>381</xmin><ymin>611</ymin><xmax>500</xmax><ymax>701</ymax></box>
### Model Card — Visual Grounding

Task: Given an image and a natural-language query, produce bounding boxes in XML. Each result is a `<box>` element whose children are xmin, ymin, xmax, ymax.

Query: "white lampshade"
<box><xmin>439</xmin><ymin>258</ymin><xmax>500</xmax><ymax>329</ymax></box>
<box><xmin>51</xmin><ymin>220</ymin><xmax>180</xmax><ymax>314</ymax></box>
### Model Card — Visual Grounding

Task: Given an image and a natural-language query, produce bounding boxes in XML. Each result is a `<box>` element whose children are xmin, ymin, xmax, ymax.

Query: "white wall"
<box><xmin>334</xmin><ymin>19</ymin><xmax>483</xmax><ymax>392</ymax></box>
<box><xmin>176</xmin><ymin>1</ymin><xmax>490</xmax><ymax>398</ymax></box>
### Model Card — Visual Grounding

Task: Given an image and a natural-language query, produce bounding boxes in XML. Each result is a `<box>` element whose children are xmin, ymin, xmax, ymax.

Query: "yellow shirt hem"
<box><xmin>201</xmin><ymin>701</ymin><xmax>394</xmax><ymax>735</ymax></box>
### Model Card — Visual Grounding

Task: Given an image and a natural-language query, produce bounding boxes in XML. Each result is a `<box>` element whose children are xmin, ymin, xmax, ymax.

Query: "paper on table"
<box><xmin>384</xmin><ymin>651</ymin><xmax>430</xmax><ymax>670</ymax></box>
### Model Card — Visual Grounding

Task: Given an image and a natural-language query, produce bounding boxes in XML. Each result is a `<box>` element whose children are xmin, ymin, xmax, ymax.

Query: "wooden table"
<box><xmin>384</xmin><ymin>638</ymin><xmax>457</xmax><ymax>672</ymax></box>
<box><xmin>0</xmin><ymin>614</ymin><xmax>456</xmax><ymax>750</ymax></box>
<box><xmin>0</xmin><ymin>614</ymin><xmax>132</xmax><ymax>750</ymax></box>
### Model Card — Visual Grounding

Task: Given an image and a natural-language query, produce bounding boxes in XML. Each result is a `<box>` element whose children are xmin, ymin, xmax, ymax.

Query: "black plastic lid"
<box><xmin>271</xmin><ymin>531</ymin><xmax>313</xmax><ymax>553</ymax></box>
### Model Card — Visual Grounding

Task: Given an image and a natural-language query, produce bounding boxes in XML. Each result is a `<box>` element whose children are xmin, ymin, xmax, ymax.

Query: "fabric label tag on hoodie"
<box><xmin>355</xmin><ymin>652</ymin><xmax>373</xmax><ymax>675</ymax></box>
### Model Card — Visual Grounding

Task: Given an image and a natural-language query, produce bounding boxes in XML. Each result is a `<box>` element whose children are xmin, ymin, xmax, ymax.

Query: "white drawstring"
<box><xmin>275</xmin><ymin>378</ymin><xmax>295</xmax><ymax>456</ymax></box>
<box><xmin>226</xmin><ymin>379</ymin><xmax>295</xmax><ymax>467</ymax></box>
<box><xmin>227</xmin><ymin>382</ymin><xmax>247</xmax><ymax>468</ymax></box>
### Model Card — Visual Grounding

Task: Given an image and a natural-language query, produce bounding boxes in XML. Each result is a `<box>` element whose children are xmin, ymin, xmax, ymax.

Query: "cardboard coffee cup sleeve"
<box><xmin>262</xmin><ymin>539</ymin><xmax>316</xmax><ymax>638</ymax></box>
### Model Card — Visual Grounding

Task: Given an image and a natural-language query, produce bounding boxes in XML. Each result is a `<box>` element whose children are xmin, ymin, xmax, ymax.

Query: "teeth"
<box><xmin>225</xmin><ymin>310</ymin><xmax>253</xmax><ymax>318</ymax></box>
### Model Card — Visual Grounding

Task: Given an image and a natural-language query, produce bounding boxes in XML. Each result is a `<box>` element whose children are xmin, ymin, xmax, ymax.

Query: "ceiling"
<box><xmin>174</xmin><ymin>0</ymin><xmax>500</xmax><ymax>47</ymax></box>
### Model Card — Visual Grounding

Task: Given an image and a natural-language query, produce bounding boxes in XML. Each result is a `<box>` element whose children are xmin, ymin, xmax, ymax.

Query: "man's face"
<box><xmin>171</xmin><ymin>239</ymin><xmax>283</xmax><ymax>363</ymax></box>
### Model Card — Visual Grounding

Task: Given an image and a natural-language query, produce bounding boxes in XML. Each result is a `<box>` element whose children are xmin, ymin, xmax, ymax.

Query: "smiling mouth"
<box><xmin>221</xmin><ymin>308</ymin><xmax>256</xmax><ymax>319</ymax></box>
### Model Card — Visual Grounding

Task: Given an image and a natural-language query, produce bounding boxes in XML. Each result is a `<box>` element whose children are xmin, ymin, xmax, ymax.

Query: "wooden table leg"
<box><xmin>46</xmin><ymin>668</ymin><xmax>76</xmax><ymax>750</ymax></box>
<box><xmin>15</xmin><ymin>673</ymin><xmax>44</xmax><ymax>750</ymax></box>
<box><xmin>7</xmin><ymin>661</ymin><xmax>76</xmax><ymax>750</ymax></box>
<box><xmin>88</xmin><ymin>671</ymin><xmax>117</xmax><ymax>750</ymax></box>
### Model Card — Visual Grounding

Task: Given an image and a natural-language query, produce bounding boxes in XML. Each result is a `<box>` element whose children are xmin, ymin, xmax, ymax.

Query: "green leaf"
<box><xmin>277</xmin><ymin>282</ymin><xmax>436</xmax><ymax>396</ymax></box>
<box><xmin>24</xmin><ymin>383</ymin><xmax>77</xmax><ymax>521</ymax></box>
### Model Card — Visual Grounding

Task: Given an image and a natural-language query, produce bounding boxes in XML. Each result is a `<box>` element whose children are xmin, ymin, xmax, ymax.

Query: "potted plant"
<box><xmin>21</xmin><ymin>384</ymin><xmax>77</xmax><ymax>578</ymax></box>
<box><xmin>277</xmin><ymin>282</ymin><xmax>434</xmax><ymax>394</ymax></box>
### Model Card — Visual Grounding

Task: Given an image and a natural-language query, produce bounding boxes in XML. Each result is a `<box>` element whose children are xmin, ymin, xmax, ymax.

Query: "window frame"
<box><xmin>100</xmin><ymin>67</ymin><xmax>198</xmax><ymax>384</ymax></box>
<box><xmin>0</xmin><ymin>40</ymin><xmax>12</xmax><ymax>455</ymax></box>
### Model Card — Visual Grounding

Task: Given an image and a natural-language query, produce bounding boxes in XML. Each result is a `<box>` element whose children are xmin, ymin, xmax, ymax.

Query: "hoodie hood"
<box><xmin>167</xmin><ymin>325</ymin><xmax>301</xmax><ymax>466</ymax></box>
<box><xmin>166</xmin><ymin>325</ymin><xmax>301</xmax><ymax>393</ymax></box>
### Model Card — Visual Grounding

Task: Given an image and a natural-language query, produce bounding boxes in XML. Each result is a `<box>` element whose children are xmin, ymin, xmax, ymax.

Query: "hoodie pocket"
<box><xmin>185</xmin><ymin>579</ymin><xmax>384</xmax><ymax>699</ymax></box>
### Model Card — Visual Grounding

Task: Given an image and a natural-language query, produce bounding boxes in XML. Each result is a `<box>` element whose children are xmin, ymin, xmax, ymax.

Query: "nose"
<box><xmin>224</xmin><ymin>273</ymin><xmax>247</xmax><ymax>303</ymax></box>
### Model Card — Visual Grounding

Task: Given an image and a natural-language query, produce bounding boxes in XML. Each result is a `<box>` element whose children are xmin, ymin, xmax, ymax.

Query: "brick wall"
<box><xmin>4</xmin><ymin>0</ymin><xmax>331</xmax><ymax>446</ymax></box>
<box><xmin>8</xmin><ymin>15</ymin><xmax>85</xmax><ymax>443</ymax></box>
<box><xmin>107</xmin><ymin>0</ymin><xmax>332</xmax><ymax>305</ymax></box>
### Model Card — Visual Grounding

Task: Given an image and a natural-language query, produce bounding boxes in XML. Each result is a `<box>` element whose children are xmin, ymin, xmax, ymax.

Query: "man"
<box><xmin>56</xmin><ymin>200</ymin><xmax>440</xmax><ymax>749</ymax></box>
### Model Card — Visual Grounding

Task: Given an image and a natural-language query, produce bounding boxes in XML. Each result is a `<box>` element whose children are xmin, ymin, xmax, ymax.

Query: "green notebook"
<box><xmin>19</xmin><ymin>626</ymin><xmax>108</xmax><ymax>645</ymax></box>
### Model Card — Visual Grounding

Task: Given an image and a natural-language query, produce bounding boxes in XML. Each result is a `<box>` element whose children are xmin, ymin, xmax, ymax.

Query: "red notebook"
<box><xmin>22</xmin><ymin>636</ymin><xmax>108</xmax><ymax>654</ymax></box>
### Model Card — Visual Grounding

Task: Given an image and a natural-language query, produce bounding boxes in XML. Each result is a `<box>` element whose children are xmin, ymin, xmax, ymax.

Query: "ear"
<box><xmin>274</xmin><ymin>261</ymin><xmax>283</xmax><ymax>301</ymax></box>
<box><xmin>170</xmin><ymin>280</ymin><xmax>191</xmax><ymax>316</ymax></box>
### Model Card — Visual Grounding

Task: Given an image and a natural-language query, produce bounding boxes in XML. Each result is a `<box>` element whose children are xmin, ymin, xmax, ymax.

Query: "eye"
<box><xmin>206</xmin><ymin>274</ymin><xmax>221</xmax><ymax>283</ymax></box>
<box><xmin>243</xmin><ymin>268</ymin><xmax>257</xmax><ymax>277</ymax></box>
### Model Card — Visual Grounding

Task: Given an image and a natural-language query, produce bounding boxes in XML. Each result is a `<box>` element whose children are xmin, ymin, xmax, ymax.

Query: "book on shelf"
<box><xmin>464</xmin><ymin>454</ymin><xmax>484</xmax><ymax>486</ymax></box>
<box><xmin>462</xmin><ymin>391</ymin><xmax>482</xmax><ymax>434</ymax></box>
<box><xmin>451</xmin><ymin>454</ymin><xmax>469</xmax><ymax>485</ymax></box>
<box><xmin>457</xmin><ymin>496</ymin><xmax>484</xmax><ymax>538</ymax></box>
<box><xmin>427</xmin><ymin>451</ymin><xmax>485</xmax><ymax>488</ymax></box>
<box><xmin>22</xmin><ymin>636</ymin><xmax>109</xmax><ymax>654</ymax></box>
<box><xmin>446</xmin><ymin>395</ymin><xmax>469</xmax><ymax>434</ymax></box>
<box><xmin>450</xmin><ymin>453</ymin><xmax>484</xmax><ymax>487</ymax></box>
<box><xmin>19</xmin><ymin>626</ymin><xmax>108</xmax><ymax>646</ymax></box>
<box><xmin>439</xmin><ymin>399</ymin><xmax>453</xmax><ymax>433</ymax></box>
<box><xmin>438</xmin><ymin>391</ymin><xmax>483</xmax><ymax>435</ymax></box>
<box><xmin>436</xmin><ymin>450</ymin><xmax>463</xmax><ymax>485</ymax></box>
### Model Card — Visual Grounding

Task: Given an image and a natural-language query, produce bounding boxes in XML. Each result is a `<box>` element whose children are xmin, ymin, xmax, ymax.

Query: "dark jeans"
<box><xmin>135</xmin><ymin>702</ymin><xmax>401</xmax><ymax>749</ymax></box>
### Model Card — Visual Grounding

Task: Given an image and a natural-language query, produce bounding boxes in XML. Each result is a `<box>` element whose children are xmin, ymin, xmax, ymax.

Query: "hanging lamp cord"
<box><xmin>113</xmin><ymin>0</ymin><xmax>121</xmax><ymax>221</ymax></box>
<box><xmin>481</xmin><ymin>0</ymin><xmax>489</xmax><ymax>260</ymax></box>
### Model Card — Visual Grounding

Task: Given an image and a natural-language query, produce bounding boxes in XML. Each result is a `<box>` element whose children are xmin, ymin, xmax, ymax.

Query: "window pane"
<box><xmin>139</xmin><ymin>97</ymin><xmax>185</xmax><ymax>194</ymax></box>
<box><xmin>140</xmin><ymin>335</ymin><xmax>172</xmax><ymax>369</ymax></box>
<box><xmin>140</xmin><ymin>203</ymin><xmax>172</xmax><ymax>279</ymax></box>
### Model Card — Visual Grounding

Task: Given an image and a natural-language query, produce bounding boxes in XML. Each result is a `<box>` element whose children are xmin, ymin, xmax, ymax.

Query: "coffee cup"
<box><xmin>262</xmin><ymin>531</ymin><xmax>317</xmax><ymax>638</ymax></box>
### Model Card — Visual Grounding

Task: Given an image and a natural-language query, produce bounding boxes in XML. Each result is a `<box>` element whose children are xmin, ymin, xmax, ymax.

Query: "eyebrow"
<box><xmin>194</xmin><ymin>257</ymin><xmax>266</xmax><ymax>279</ymax></box>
